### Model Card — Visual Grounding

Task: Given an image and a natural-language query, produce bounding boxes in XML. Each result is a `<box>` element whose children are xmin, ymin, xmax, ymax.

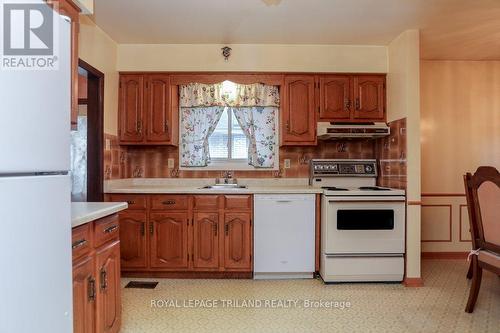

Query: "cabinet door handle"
<box><xmin>355</xmin><ymin>98</ymin><xmax>360</xmax><ymax>110</ymax></box>
<box><xmin>140</xmin><ymin>222</ymin><xmax>145</xmax><ymax>236</ymax></box>
<box><xmin>285</xmin><ymin>121</ymin><xmax>290</xmax><ymax>133</ymax></box>
<box><xmin>72</xmin><ymin>239</ymin><xmax>87</xmax><ymax>249</ymax></box>
<box><xmin>104</xmin><ymin>225</ymin><xmax>118</xmax><ymax>234</ymax></box>
<box><xmin>224</xmin><ymin>223</ymin><xmax>229</xmax><ymax>236</ymax></box>
<box><xmin>164</xmin><ymin>121</ymin><xmax>169</xmax><ymax>133</ymax></box>
<box><xmin>136</xmin><ymin>121</ymin><xmax>142</xmax><ymax>134</ymax></box>
<box><xmin>162</xmin><ymin>200</ymin><xmax>176</xmax><ymax>205</ymax></box>
<box><xmin>100</xmin><ymin>268</ymin><xmax>107</xmax><ymax>291</ymax></box>
<box><xmin>150</xmin><ymin>223</ymin><xmax>154</xmax><ymax>235</ymax></box>
<box><xmin>214</xmin><ymin>223</ymin><xmax>218</xmax><ymax>236</ymax></box>
<box><xmin>344</xmin><ymin>99</ymin><xmax>350</xmax><ymax>110</ymax></box>
<box><xmin>87</xmin><ymin>277</ymin><xmax>96</xmax><ymax>302</ymax></box>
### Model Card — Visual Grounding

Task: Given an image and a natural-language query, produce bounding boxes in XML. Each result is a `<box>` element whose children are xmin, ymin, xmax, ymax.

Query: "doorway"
<box><xmin>70</xmin><ymin>59</ymin><xmax>104</xmax><ymax>202</ymax></box>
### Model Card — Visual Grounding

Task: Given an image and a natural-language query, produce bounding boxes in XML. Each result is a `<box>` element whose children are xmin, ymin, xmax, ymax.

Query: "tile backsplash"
<box><xmin>103</xmin><ymin>118</ymin><xmax>407</xmax><ymax>189</ymax></box>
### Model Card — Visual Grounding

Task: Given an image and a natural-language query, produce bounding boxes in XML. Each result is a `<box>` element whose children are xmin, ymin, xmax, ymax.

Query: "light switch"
<box><xmin>284</xmin><ymin>159</ymin><xmax>291</xmax><ymax>169</ymax></box>
<box><xmin>167</xmin><ymin>158</ymin><xmax>175</xmax><ymax>169</ymax></box>
<box><xmin>105</xmin><ymin>138</ymin><xmax>111</xmax><ymax>150</ymax></box>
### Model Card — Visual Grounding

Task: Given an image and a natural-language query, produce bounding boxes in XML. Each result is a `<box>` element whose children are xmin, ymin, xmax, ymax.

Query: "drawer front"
<box><xmin>72</xmin><ymin>223</ymin><xmax>93</xmax><ymax>260</ymax></box>
<box><xmin>94</xmin><ymin>214</ymin><xmax>120</xmax><ymax>248</ymax></box>
<box><xmin>151</xmin><ymin>195</ymin><xmax>188</xmax><ymax>210</ymax></box>
<box><xmin>193</xmin><ymin>195</ymin><xmax>220</xmax><ymax>210</ymax></box>
<box><xmin>107</xmin><ymin>194</ymin><xmax>147</xmax><ymax>210</ymax></box>
<box><xmin>224</xmin><ymin>195</ymin><xmax>252</xmax><ymax>211</ymax></box>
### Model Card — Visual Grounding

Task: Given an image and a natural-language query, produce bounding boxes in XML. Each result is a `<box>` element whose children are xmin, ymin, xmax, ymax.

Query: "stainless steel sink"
<box><xmin>200</xmin><ymin>184</ymin><xmax>248</xmax><ymax>190</ymax></box>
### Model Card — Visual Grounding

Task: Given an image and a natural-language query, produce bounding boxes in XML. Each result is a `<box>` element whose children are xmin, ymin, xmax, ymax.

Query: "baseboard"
<box><xmin>403</xmin><ymin>277</ymin><xmax>424</xmax><ymax>287</ymax></box>
<box><xmin>121</xmin><ymin>271</ymin><xmax>253</xmax><ymax>279</ymax></box>
<box><xmin>421</xmin><ymin>252</ymin><xmax>469</xmax><ymax>259</ymax></box>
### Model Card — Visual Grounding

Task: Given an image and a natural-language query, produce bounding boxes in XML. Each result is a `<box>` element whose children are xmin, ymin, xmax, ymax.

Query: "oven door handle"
<box><xmin>325</xmin><ymin>253</ymin><xmax>404</xmax><ymax>258</ymax></box>
<box><xmin>326</xmin><ymin>199</ymin><xmax>406</xmax><ymax>203</ymax></box>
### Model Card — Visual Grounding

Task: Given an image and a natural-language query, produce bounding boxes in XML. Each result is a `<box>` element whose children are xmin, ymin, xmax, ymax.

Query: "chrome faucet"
<box><xmin>223</xmin><ymin>171</ymin><xmax>233</xmax><ymax>184</ymax></box>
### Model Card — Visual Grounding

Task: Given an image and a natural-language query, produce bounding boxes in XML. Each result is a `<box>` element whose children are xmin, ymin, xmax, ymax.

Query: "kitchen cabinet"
<box><xmin>150</xmin><ymin>212</ymin><xmax>190</xmax><ymax>269</ymax></box>
<box><xmin>106</xmin><ymin>193</ymin><xmax>253</xmax><ymax>276</ymax></box>
<box><xmin>72</xmin><ymin>255</ymin><xmax>96</xmax><ymax>333</ymax></box>
<box><xmin>118</xmin><ymin>211</ymin><xmax>147</xmax><ymax>269</ymax></box>
<box><xmin>224</xmin><ymin>212</ymin><xmax>252</xmax><ymax>270</ymax></box>
<box><xmin>95</xmin><ymin>241</ymin><xmax>121</xmax><ymax>333</ymax></box>
<box><xmin>353</xmin><ymin>75</ymin><xmax>385</xmax><ymax>121</ymax></box>
<box><xmin>319</xmin><ymin>74</ymin><xmax>386</xmax><ymax>122</ymax></box>
<box><xmin>193</xmin><ymin>212</ymin><xmax>220</xmax><ymax>269</ymax></box>
<box><xmin>52</xmin><ymin>0</ymin><xmax>80</xmax><ymax>129</ymax></box>
<box><xmin>282</xmin><ymin>75</ymin><xmax>317</xmax><ymax>146</ymax></box>
<box><xmin>72</xmin><ymin>215</ymin><xmax>121</xmax><ymax>333</ymax></box>
<box><xmin>118</xmin><ymin>74</ymin><xmax>178</xmax><ymax>145</ymax></box>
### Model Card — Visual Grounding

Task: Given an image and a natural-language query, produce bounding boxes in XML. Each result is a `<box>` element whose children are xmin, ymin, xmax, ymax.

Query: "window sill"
<box><xmin>179</xmin><ymin>160</ymin><xmax>278</xmax><ymax>171</ymax></box>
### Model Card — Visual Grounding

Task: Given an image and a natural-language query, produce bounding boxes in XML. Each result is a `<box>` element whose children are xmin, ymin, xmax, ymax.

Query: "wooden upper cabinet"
<box><xmin>282</xmin><ymin>75</ymin><xmax>317</xmax><ymax>146</ymax></box>
<box><xmin>353</xmin><ymin>75</ymin><xmax>385</xmax><ymax>121</ymax></box>
<box><xmin>118</xmin><ymin>211</ymin><xmax>147</xmax><ymax>269</ymax></box>
<box><xmin>146</xmin><ymin>75</ymin><xmax>172</xmax><ymax>143</ymax></box>
<box><xmin>72</xmin><ymin>256</ymin><xmax>96</xmax><ymax>333</ymax></box>
<box><xmin>150</xmin><ymin>212</ymin><xmax>189</xmax><ymax>269</ymax></box>
<box><xmin>193</xmin><ymin>212</ymin><xmax>219</xmax><ymax>269</ymax></box>
<box><xmin>119</xmin><ymin>75</ymin><xmax>145</xmax><ymax>143</ymax></box>
<box><xmin>224</xmin><ymin>213</ymin><xmax>252</xmax><ymax>270</ymax></box>
<box><xmin>319</xmin><ymin>76</ymin><xmax>351</xmax><ymax>121</ymax></box>
<box><xmin>96</xmin><ymin>241</ymin><xmax>121</xmax><ymax>333</ymax></box>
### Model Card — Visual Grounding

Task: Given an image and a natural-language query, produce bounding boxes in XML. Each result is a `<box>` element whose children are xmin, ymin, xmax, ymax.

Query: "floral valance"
<box><xmin>179</xmin><ymin>82</ymin><xmax>280</xmax><ymax>108</ymax></box>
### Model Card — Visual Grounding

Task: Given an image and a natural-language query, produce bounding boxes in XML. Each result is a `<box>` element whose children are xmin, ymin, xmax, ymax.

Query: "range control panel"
<box><xmin>310</xmin><ymin>159</ymin><xmax>377</xmax><ymax>177</ymax></box>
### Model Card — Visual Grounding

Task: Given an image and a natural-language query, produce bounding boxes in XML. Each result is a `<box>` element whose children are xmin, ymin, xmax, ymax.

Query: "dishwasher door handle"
<box><xmin>275</xmin><ymin>200</ymin><xmax>292</xmax><ymax>203</ymax></box>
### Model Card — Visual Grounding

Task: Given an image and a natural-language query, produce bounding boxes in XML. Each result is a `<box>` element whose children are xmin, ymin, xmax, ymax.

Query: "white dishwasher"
<box><xmin>254</xmin><ymin>194</ymin><xmax>316</xmax><ymax>279</ymax></box>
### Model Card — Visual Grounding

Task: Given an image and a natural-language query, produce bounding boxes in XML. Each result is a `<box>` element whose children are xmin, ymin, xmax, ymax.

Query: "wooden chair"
<box><xmin>463</xmin><ymin>166</ymin><xmax>500</xmax><ymax>313</ymax></box>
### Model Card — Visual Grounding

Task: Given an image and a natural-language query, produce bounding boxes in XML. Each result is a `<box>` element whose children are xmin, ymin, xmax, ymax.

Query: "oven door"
<box><xmin>322</xmin><ymin>196</ymin><xmax>405</xmax><ymax>255</ymax></box>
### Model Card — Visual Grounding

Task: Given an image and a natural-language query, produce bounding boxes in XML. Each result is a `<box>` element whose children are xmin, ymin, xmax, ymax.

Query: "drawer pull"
<box><xmin>103</xmin><ymin>225</ymin><xmax>118</xmax><ymax>234</ymax></box>
<box><xmin>127</xmin><ymin>200</ymin><xmax>135</xmax><ymax>205</ymax></box>
<box><xmin>72</xmin><ymin>239</ymin><xmax>87</xmax><ymax>249</ymax></box>
<box><xmin>88</xmin><ymin>277</ymin><xmax>96</xmax><ymax>302</ymax></box>
<box><xmin>162</xmin><ymin>200</ymin><xmax>176</xmax><ymax>205</ymax></box>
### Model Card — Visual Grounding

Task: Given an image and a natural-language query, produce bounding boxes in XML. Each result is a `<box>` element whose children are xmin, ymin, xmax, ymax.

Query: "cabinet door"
<box><xmin>224</xmin><ymin>213</ymin><xmax>252</xmax><ymax>270</ymax></box>
<box><xmin>150</xmin><ymin>212</ymin><xmax>189</xmax><ymax>269</ymax></box>
<box><xmin>282</xmin><ymin>75</ymin><xmax>316</xmax><ymax>145</ymax></box>
<box><xmin>118</xmin><ymin>211</ymin><xmax>147</xmax><ymax>269</ymax></box>
<box><xmin>353</xmin><ymin>75</ymin><xmax>385</xmax><ymax>121</ymax></box>
<box><xmin>145</xmin><ymin>75</ymin><xmax>172</xmax><ymax>143</ymax></box>
<box><xmin>193</xmin><ymin>212</ymin><xmax>219</xmax><ymax>269</ymax></box>
<box><xmin>96</xmin><ymin>241</ymin><xmax>121</xmax><ymax>333</ymax></box>
<box><xmin>319</xmin><ymin>76</ymin><xmax>351</xmax><ymax>121</ymax></box>
<box><xmin>73</xmin><ymin>256</ymin><xmax>96</xmax><ymax>333</ymax></box>
<box><xmin>119</xmin><ymin>75</ymin><xmax>145</xmax><ymax>143</ymax></box>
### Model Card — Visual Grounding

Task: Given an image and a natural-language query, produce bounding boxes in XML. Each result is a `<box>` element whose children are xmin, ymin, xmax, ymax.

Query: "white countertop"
<box><xmin>104</xmin><ymin>178</ymin><xmax>323</xmax><ymax>195</ymax></box>
<box><xmin>71</xmin><ymin>202</ymin><xmax>128</xmax><ymax>228</ymax></box>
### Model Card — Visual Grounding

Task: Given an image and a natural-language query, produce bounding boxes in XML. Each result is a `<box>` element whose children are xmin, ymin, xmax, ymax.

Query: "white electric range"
<box><xmin>310</xmin><ymin>159</ymin><xmax>406</xmax><ymax>283</ymax></box>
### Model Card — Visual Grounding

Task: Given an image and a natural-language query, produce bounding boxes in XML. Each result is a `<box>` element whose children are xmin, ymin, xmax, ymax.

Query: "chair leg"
<box><xmin>466</xmin><ymin>260</ymin><xmax>473</xmax><ymax>279</ymax></box>
<box><xmin>465</xmin><ymin>256</ymin><xmax>483</xmax><ymax>313</ymax></box>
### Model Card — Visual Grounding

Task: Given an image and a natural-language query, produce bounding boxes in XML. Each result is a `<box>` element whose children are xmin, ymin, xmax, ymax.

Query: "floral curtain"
<box><xmin>233</xmin><ymin>106</ymin><xmax>277</xmax><ymax>168</ymax></box>
<box><xmin>179</xmin><ymin>82</ymin><xmax>279</xmax><ymax>168</ymax></box>
<box><xmin>180</xmin><ymin>106</ymin><xmax>224</xmax><ymax>167</ymax></box>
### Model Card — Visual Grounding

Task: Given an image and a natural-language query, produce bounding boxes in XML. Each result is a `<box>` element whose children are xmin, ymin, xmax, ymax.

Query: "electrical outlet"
<box><xmin>105</xmin><ymin>138</ymin><xmax>111</xmax><ymax>150</ymax></box>
<box><xmin>167</xmin><ymin>158</ymin><xmax>175</xmax><ymax>169</ymax></box>
<box><xmin>284</xmin><ymin>159</ymin><xmax>291</xmax><ymax>169</ymax></box>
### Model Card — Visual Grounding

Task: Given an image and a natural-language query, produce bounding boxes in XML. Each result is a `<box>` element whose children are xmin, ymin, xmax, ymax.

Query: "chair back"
<box><xmin>464</xmin><ymin>166</ymin><xmax>500</xmax><ymax>252</ymax></box>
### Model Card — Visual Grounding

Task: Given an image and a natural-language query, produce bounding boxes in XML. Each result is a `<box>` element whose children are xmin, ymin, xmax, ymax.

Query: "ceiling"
<box><xmin>93</xmin><ymin>0</ymin><xmax>500</xmax><ymax>60</ymax></box>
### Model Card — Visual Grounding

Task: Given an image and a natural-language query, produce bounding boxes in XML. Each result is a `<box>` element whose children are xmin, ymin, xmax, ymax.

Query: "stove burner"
<box><xmin>358</xmin><ymin>186</ymin><xmax>391</xmax><ymax>191</ymax></box>
<box><xmin>322</xmin><ymin>186</ymin><xmax>349</xmax><ymax>191</ymax></box>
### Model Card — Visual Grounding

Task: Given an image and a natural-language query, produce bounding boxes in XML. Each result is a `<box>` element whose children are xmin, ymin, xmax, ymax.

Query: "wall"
<box><xmin>78</xmin><ymin>16</ymin><xmax>118</xmax><ymax>134</ymax></box>
<box><xmin>420</xmin><ymin>60</ymin><xmax>500</xmax><ymax>252</ymax></box>
<box><xmin>387</xmin><ymin>30</ymin><xmax>421</xmax><ymax>283</ymax></box>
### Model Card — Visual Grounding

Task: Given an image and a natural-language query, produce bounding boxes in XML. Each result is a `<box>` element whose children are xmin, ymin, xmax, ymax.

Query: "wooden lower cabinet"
<box><xmin>119</xmin><ymin>211</ymin><xmax>147</xmax><ymax>269</ymax></box>
<box><xmin>72</xmin><ymin>215</ymin><xmax>122</xmax><ymax>333</ymax></box>
<box><xmin>107</xmin><ymin>194</ymin><xmax>253</xmax><ymax>276</ymax></box>
<box><xmin>73</xmin><ymin>256</ymin><xmax>96</xmax><ymax>333</ymax></box>
<box><xmin>224</xmin><ymin>212</ymin><xmax>252</xmax><ymax>270</ymax></box>
<box><xmin>150</xmin><ymin>212</ymin><xmax>190</xmax><ymax>269</ymax></box>
<box><xmin>95</xmin><ymin>241</ymin><xmax>121</xmax><ymax>333</ymax></box>
<box><xmin>193</xmin><ymin>212</ymin><xmax>219</xmax><ymax>269</ymax></box>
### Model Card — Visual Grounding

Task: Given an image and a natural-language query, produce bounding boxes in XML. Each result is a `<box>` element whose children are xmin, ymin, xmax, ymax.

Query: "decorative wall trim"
<box><xmin>407</xmin><ymin>201</ymin><xmax>422</xmax><ymax>205</ymax></box>
<box><xmin>421</xmin><ymin>204</ymin><xmax>452</xmax><ymax>242</ymax></box>
<box><xmin>421</xmin><ymin>252</ymin><xmax>468</xmax><ymax>259</ymax></box>
<box><xmin>459</xmin><ymin>204</ymin><xmax>472</xmax><ymax>242</ymax></box>
<box><xmin>403</xmin><ymin>277</ymin><xmax>424</xmax><ymax>287</ymax></box>
<box><xmin>421</xmin><ymin>193</ymin><xmax>465</xmax><ymax>197</ymax></box>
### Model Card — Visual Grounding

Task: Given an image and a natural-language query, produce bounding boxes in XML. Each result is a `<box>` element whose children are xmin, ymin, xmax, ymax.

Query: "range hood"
<box><xmin>317</xmin><ymin>122</ymin><xmax>390</xmax><ymax>140</ymax></box>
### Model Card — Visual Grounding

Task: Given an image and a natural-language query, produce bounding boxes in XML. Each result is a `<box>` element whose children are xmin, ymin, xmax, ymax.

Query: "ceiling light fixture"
<box><xmin>221</xmin><ymin>46</ymin><xmax>232</xmax><ymax>62</ymax></box>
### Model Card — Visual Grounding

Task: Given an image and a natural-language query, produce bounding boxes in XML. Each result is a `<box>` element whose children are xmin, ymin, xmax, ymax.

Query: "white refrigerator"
<box><xmin>0</xmin><ymin>3</ymin><xmax>73</xmax><ymax>333</ymax></box>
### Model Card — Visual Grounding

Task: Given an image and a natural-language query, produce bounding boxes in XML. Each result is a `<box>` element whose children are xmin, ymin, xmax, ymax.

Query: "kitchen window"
<box><xmin>179</xmin><ymin>81</ymin><xmax>279</xmax><ymax>170</ymax></box>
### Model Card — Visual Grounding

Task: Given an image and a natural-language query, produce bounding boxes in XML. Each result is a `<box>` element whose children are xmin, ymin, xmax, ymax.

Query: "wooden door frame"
<box><xmin>79</xmin><ymin>59</ymin><xmax>104</xmax><ymax>202</ymax></box>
